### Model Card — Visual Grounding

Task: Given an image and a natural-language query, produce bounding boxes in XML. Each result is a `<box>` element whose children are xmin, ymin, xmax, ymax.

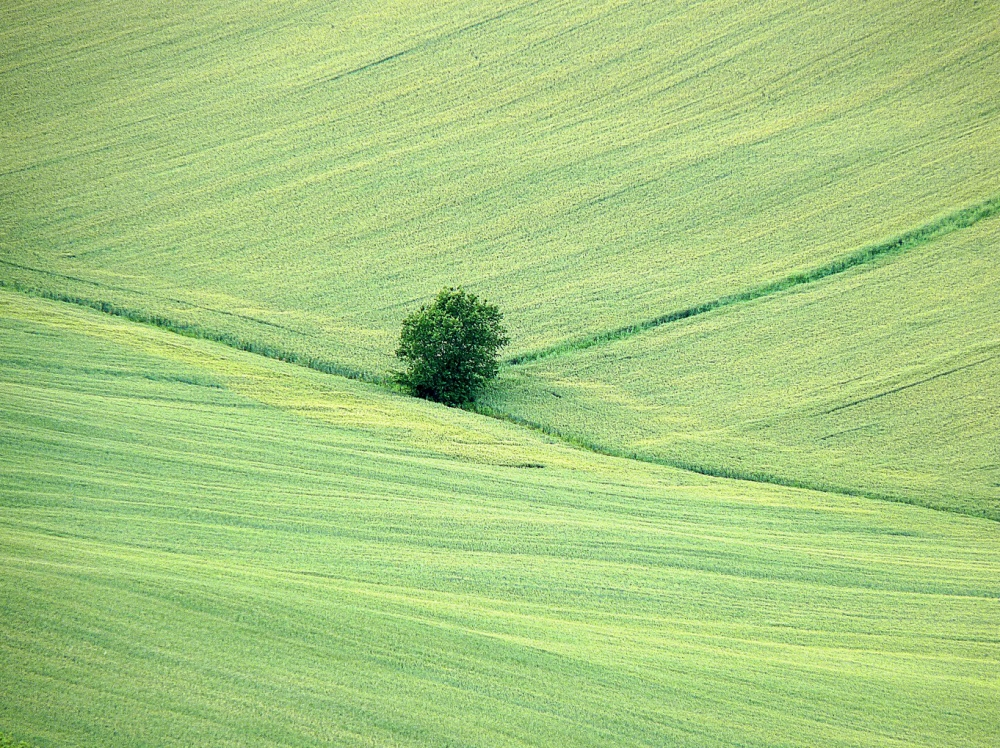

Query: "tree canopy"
<box><xmin>393</xmin><ymin>288</ymin><xmax>508</xmax><ymax>406</ymax></box>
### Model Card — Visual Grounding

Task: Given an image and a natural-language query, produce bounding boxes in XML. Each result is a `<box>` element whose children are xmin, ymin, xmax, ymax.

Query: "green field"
<box><xmin>3</xmin><ymin>0</ymin><xmax>999</xmax><ymax>373</ymax></box>
<box><xmin>2</xmin><ymin>0</ymin><xmax>999</xmax><ymax>745</ymax></box>
<box><xmin>485</xmin><ymin>214</ymin><xmax>1000</xmax><ymax>519</ymax></box>
<box><xmin>3</xmin><ymin>292</ymin><xmax>999</xmax><ymax>746</ymax></box>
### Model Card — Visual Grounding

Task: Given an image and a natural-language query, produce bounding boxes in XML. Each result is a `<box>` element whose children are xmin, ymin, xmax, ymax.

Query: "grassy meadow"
<box><xmin>2</xmin><ymin>0</ymin><xmax>999</xmax><ymax>745</ymax></box>
<box><xmin>3</xmin><ymin>291</ymin><xmax>1000</xmax><ymax>747</ymax></box>
<box><xmin>485</xmin><ymin>214</ymin><xmax>1000</xmax><ymax>520</ymax></box>
<box><xmin>3</xmin><ymin>0</ymin><xmax>1000</xmax><ymax>373</ymax></box>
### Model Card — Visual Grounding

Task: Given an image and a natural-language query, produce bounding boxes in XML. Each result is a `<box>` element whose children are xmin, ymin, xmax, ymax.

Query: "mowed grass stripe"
<box><xmin>507</xmin><ymin>193</ymin><xmax>1000</xmax><ymax>364</ymax></box>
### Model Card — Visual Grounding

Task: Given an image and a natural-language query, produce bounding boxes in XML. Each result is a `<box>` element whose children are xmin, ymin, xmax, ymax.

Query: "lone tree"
<box><xmin>394</xmin><ymin>287</ymin><xmax>508</xmax><ymax>406</ymax></box>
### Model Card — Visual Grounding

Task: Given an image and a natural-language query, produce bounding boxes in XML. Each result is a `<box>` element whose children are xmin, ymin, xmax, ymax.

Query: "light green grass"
<box><xmin>485</xmin><ymin>216</ymin><xmax>1000</xmax><ymax>520</ymax></box>
<box><xmin>3</xmin><ymin>0</ymin><xmax>999</xmax><ymax>743</ymax></box>
<box><xmin>506</xmin><ymin>193</ymin><xmax>1000</xmax><ymax>364</ymax></box>
<box><xmin>3</xmin><ymin>0</ymin><xmax>999</xmax><ymax>372</ymax></box>
<box><xmin>3</xmin><ymin>291</ymin><xmax>1000</xmax><ymax>747</ymax></box>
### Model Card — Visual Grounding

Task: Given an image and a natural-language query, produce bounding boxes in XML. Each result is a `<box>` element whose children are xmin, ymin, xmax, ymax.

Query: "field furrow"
<box><xmin>507</xmin><ymin>193</ymin><xmax>1000</xmax><ymax>364</ymax></box>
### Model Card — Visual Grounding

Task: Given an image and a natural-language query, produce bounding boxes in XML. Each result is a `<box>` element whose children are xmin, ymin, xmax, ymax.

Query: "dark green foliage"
<box><xmin>394</xmin><ymin>288</ymin><xmax>508</xmax><ymax>405</ymax></box>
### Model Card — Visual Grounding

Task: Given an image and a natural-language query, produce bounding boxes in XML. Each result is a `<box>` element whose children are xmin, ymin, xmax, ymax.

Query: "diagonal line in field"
<box><xmin>0</xmin><ymin>258</ymin><xmax>308</xmax><ymax>335</ymax></box>
<box><xmin>300</xmin><ymin>0</ymin><xmax>548</xmax><ymax>92</ymax></box>
<box><xmin>820</xmin><ymin>354</ymin><xmax>999</xmax><ymax>416</ymax></box>
<box><xmin>505</xmin><ymin>193</ymin><xmax>1000</xmax><ymax>366</ymax></box>
<box><xmin>0</xmin><ymin>273</ymin><xmax>383</xmax><ymax>385</ymax></box>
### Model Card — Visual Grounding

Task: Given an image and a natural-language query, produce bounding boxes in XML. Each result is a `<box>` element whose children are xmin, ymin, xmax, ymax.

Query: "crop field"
<box><xmin>2</xmin><ymin>292</ymin><xmax>1000</xmax><ymax>747</ymax></box>
<box><xmin>3</xmin><ymin>0</ymin><xmax>999</xmax><ymax>745</ymax></box>
<box><xmin>486</xmin><ymin>214</ymin><xmax>1000</xmax><ymax>520</ymax></box>
<box><xmin>3</xmin><ymin>0</ymin><xmax>1000</xmax><ymax>373</ymax></box>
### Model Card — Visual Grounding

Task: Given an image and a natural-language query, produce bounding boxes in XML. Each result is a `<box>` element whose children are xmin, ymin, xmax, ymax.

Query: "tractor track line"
<box><xmin>0</xmin><ymin>278</ymin><xmax>384</xmax><ymax>386</ymax></box>
<box><xmin>505</xmin><ymin>193</ymin><xmax>1000</xmax><ymax>366</ymax></box>
<box><xmin>0</xmin><ymin>258</ymin><xmax>308</xmax><ymax>335</ymax></box>
<box><xmin>820</xmin><ymin>354</ymin><xmax>999</xmax><ymax>416</ymax></box>
<box><xmin>299</xmin><ymin>0</ymin><xmax>548</xmax><ymax>93</ymax></box>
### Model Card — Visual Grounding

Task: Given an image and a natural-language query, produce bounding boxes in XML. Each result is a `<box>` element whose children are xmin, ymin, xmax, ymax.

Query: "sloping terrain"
<box><xmin>485</xmin><ymin>214</ymin><xmax>1000</xmax><ymax>519</ymax></box>
<box><xmin>3</xmin><ymin>291</ymin><xmax>1000</xmax><ymax>747</ymax></box>
<box><xmin>3</xmin><ymin>0</ymin><xmax>999</xmax><ymax>745</ymax></box>
<box><xmin>3</xmin><ymin>0</ymin><xmax>999</xmax><ymax>373</ymax></box>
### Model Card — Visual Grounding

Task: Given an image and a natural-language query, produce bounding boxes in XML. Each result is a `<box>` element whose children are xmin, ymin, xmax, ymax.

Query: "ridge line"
<box><xmin>505</xmin><ymin>194</ymin><xmax>1000</xmax><ymax>366</ymax></box>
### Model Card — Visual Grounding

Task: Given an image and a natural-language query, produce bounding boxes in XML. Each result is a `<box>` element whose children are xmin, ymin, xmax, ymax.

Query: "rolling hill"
<box><xmin>2</xmin><ymin>0</ymin><xmax>999</xmax><ymax>745</ymax></box>
<box><xmin>2</xmin><ymin>291</ymin><xmax>999</xmax><ymax>746</ymax></box>
<box><xmin>3</xmin><ymin>0</ymin><xmax>999</xmax><ymax>373</ymax></box>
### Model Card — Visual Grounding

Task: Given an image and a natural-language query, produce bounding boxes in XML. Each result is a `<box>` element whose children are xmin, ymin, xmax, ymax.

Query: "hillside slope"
<box><xmin>3</xmin><ymin>0</ymin><xmax>999</xmax><ymax>372</ymax></box>
<box><xmin>485</xmin><ymin>213</ymin><xmax>1000</xmax><ymax>519</ymax></box>
<box><xmin>3</xmin><ymin>291</ymin><xmax>999</xmax><ymax>747</ymax></box>
<box><xmin>3</xmin><ymin>1</ymin><xmax>999</xmax><ymax>743</ymax></box>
